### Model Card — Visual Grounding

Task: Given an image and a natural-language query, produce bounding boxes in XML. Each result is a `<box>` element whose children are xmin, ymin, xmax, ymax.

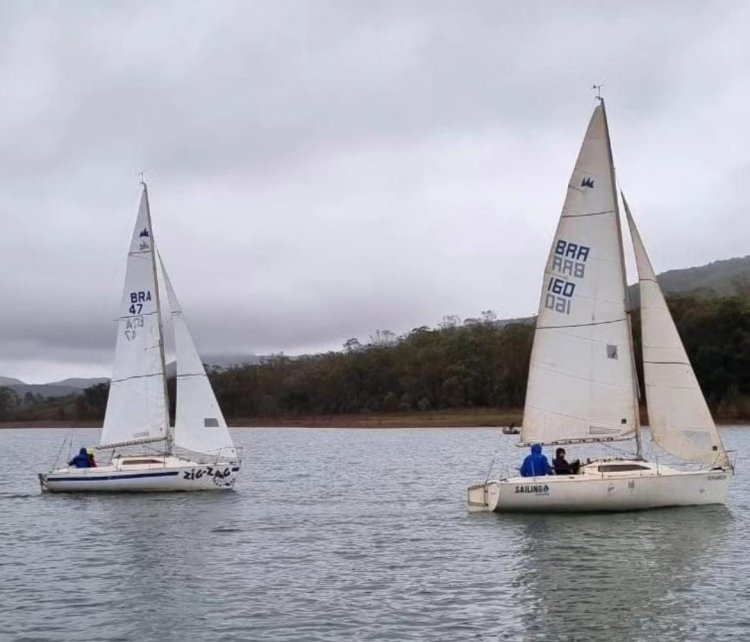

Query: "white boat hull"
<box><xmin>468</xmin><ymin>460</ymin><xmax>731</xmax><ymax>513</ymax></box>
<box><xmin>40</xmin><ymin>455</ymin><xmax>240</xmax><ymax>493</ymax></box>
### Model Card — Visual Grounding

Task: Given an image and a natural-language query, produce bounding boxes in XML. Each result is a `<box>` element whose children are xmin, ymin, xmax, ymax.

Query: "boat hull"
<box><xmin>40</xmin><ymin>457</ymin><xmax>240</xmax><ymax>493</ymax></box>
<box><xmin>468</xmin><ymin>462</ymin><xmax>731</xmax><ymax>513</ymax></box>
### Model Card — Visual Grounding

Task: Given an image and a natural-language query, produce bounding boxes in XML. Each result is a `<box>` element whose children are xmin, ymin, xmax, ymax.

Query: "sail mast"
<box><xmin>599</xmin><ymin>98</ymin><xmax>643</xmax><ymax>459</ymax></box>
<box><xmin>141</xmin><ymin>181</ymin><xmax>173</xmax><ymax>453</ymax></box>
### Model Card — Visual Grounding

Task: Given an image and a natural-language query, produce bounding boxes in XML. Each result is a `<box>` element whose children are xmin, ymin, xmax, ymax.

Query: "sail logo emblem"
<box><xmin>581</xmin><ymin>177</ymin><xmax>595</xmax><ymax>188</ymax></box>
<box><xmin>138</xmin><ymin>228</ymin><xmax>150</xmax><ymax>250</ymax></box>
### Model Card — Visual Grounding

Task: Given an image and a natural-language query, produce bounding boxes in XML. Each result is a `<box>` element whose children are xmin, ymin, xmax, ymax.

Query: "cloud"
<box><xmin>0</xmin><ymin>0</ymin><xmax>748</xmax><ymax>381</ymax></box>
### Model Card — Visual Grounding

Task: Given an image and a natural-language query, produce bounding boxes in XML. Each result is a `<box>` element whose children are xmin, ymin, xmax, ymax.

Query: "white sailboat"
<box><xmin>40</xmin><ymin>183</ymin><xmax>241</xmax><ymax>492</ymax></box>
<box><xmin>468</xmin><ymin>100</ymin><xmax>732</xmax><ymax>512</ymax></box>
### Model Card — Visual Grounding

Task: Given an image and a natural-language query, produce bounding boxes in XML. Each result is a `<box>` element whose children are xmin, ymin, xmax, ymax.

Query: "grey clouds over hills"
<box><xmin>1</xmin><ymin>2</ymin><xmax>749</xmax><ymax>384</ymax></box>
<box><xmin>3</xmin><ymin>255</ymin><xmax>748</xmax><ymax>398</ymax></box>
<box><xmin>0</xmin><ymin>377</ymin><xmax>109</xmax><ymax>400</ymax></box>
<box><xmin>627</xmin><ymin>255</ymin><xmax>750</xmax><ymax>308</ymax></box>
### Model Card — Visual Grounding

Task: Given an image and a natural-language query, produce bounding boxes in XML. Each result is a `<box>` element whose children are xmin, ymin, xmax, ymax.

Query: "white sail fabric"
<box><xmin>160</xmin><ymin>259</ymin><xmax>237</xmax><ymax>459</ymax></box>
<box><xmin>101</xmin><ymin>188</ymin><xmax>169</xmax><ymax>446</ymax></box>
<box><xmin>521</xmin><ymin>104</ymin><xmax>638</xmax><ymax>445</ymax></box>
<box><xmin>623</xmin><ymin>196</ymin><xmax>728</xmax><ymax>467</ymax></box>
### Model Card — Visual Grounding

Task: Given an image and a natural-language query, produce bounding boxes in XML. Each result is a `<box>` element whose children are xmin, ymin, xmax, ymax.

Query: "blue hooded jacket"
<box><xmin>68</xmin><ymin>447</ymin><xmax>91</xmax><ymax>469</ymax></box>
<box><xmin>520</xmin><ymin>444</ymin><xmax>553</xmax><ymax>477</ymax></box>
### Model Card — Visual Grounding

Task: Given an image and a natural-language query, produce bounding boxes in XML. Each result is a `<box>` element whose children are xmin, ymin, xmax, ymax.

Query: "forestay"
<box><xmin>521</xmin><ymin>104</ymin><xmax>638</xmax><ymax>446</ymax></box>
<box><xmin>623</xmin><ymin>196</ymin><xmax>728</xmax><ymax>467</ymax></box>
<box><xmin>160</xmin><ymin>259</ymin><xmax>237</xmax><ymax>459</ymax></box>
<box><xmin>101</xmin><ymin>189</ymin><xmax>170</xmax><ymax>447</ymax></box>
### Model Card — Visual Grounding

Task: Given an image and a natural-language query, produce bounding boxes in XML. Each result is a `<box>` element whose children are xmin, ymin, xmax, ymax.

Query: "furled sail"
<box><xmin>623</xmin><ymin>195</ymin><xmax>728</xmax><ymax>467</ymax></box>
<box><xmin>160</xmin><ymin>258</ymin><xmax>237</xmax><ymax>459</ymax></box>
<box><xmin>101</xmin><ymin>187</ymin><xmax>169</xmax><ymax>447</ymax></box>
<box><xmin>521</xmin><ymin>103</ymin><xmax>638</xmax><ymax>446</ymax></box>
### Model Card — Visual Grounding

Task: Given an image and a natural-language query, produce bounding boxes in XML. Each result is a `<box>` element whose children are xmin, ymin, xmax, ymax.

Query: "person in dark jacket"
<box><xmin>68</xmin><ymin>447</ymin><xmax>91</xmax><ymax>469</ymax></box>
<box><xmin>553</xmin><ymin>448</ymin><xmax>580</xmax><ymax>475</ymax></box>
<box><xmin>520</xmin><ymin>444</ymin><xmax>553</xmax><ymax>477</ymax></box>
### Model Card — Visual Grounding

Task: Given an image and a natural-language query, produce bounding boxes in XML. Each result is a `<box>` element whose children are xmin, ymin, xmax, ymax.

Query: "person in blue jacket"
<box><xmin>520</xmin><ymin>444</ymin><xmax>554</xmax><ymax>477</ymax></box>
<box><xmin>68</xmin><ymin>447</ymin><xmax>91</xmax><ymax>469</ymax></box>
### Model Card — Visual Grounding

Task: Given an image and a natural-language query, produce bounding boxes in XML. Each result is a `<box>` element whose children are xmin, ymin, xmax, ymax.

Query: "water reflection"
<box><xmin>507</xmin><ymin>506</ymin><xmax>730</xmax><ymax>641</ymax></box>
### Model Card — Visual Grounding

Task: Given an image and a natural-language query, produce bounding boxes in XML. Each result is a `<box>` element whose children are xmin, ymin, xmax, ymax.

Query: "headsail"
<box><xmin>623</xmin><ymin>195</ymin><xmax>728</xmax><ymax>467</ymax></box>
<box><xmin>160</xmin><ymin>257</ymin><xmax>237</xmax><ymax>459</ymax></box>
<box><xmin>521</xmin><ymin>103</ymin><xmax>639</xmax><ymax>446</ymax></box>
<box><xmin>101</xmin><ymin>186</ymin><xmax>170</xmax><ymax>447</ymax></box>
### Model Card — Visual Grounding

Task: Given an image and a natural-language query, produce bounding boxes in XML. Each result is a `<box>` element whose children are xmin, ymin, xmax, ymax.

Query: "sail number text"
<box><xmin>128</xmin><ymin>290</ymin><xmax>152</xmax><ymax>315</ymax></box>
<box><xmin>546</xmin><ymin>240</ymin><xmax>591</xmax><ymax>315</ymax></box>
<box><xmin>123</xmin><ymin>291</ymin><xmax>152</xmax><ymax>341</ymax></box>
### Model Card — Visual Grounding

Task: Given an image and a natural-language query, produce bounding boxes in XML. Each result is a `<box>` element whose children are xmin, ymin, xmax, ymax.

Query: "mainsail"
<box><xmin>101</xmin><ymin>186</ymin><xmax>170</xmax><ymax>447</ymax></box>
<box><xmin>521</xmin><ymin>103</ymin><xmax>639</xmax><ymax>446</ymax></box>
<box><xmin>623</xmin><ymin>195</ymin><xmax>728</xmax><ymax>467</ymax></box>
<box><xmin>160</xmin><ymin>258</ymin><xmax>237</xmax><ymax>459</ymax></box>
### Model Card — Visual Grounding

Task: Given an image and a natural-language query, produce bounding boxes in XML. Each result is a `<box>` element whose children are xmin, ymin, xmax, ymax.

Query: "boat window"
<box><xmin>122</xmin><ymin>459</ymin><xmax>163</xmax><ymax>465</ymax></box>
<box><xmin>597</xmin><ymin>464</ymin><xmax>650</xmax><ymax>472</ymax></box>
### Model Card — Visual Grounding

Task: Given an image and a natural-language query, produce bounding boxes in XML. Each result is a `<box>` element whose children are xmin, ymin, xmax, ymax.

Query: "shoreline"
<box><xmin>0</xmin><ymin>409</ymin><xmax>523</xmax><ymax>429</ymax></box>
<box><xmin>1</xmin><ymin>409</ymin><xmax>748</xmax><ymax>429</ymax></box>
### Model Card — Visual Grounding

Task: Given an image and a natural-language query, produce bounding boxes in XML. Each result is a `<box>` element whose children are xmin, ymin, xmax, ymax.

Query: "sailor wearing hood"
<box><xmin>520</xmin><ymin>444</ymin><xmax>554</xmax><ymax>477</ymax></box>
<box><xmin>68</xmin><ymin>448</ymin><xmax>91</xmax><ymax>469</ymax></box>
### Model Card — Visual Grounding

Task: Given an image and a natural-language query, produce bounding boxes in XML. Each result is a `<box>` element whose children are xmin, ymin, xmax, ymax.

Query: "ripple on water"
<box><xmin>0</xmin><ymin>426</ymin><xmax>748</xmax><ymax>641</ymax></box>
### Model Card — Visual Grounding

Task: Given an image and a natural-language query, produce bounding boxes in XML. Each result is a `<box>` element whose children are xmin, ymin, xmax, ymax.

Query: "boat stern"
<box><xmin>467</xmin><ymin>483</ymin><xmax>487</xmax><ymax>511</ymax></box>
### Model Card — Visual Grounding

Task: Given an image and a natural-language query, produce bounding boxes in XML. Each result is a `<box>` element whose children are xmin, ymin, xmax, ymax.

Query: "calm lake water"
<box><xmin>1</xmin><ymin>426</ymin><xmax>748</xmax><ymax>642</ymax></box>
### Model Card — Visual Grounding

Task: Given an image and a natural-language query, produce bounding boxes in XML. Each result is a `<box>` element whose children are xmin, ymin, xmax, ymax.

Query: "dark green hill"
<box><xmin>628</xmin><ymin>256</ymin><xmax>750</xmax><ymax>308</ymax></box>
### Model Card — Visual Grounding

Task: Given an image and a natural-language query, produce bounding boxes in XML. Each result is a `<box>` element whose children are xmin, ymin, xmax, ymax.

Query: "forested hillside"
<box><xmin>3</xmin><ymin>292</ymin><xmax>750</xmax><ymax>424</ymax></box>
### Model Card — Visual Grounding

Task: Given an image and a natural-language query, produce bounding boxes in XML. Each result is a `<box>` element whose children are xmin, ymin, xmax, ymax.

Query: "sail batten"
<box><xmin>520</xmin><ymin>103</ymin><xmax>638</xmax><ymax>446</ymax></box>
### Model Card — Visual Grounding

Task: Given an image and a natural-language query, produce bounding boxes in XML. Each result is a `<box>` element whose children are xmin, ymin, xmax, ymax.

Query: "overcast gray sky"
<box><xmin>1</xmin><ymin>0</ymin><xmax>748</xmax><ymax>383</ymax></box>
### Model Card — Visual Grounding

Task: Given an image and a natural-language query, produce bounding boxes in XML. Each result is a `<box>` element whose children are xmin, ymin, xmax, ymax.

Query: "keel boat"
<box><xmin>468</xmin><ymin>100</ymin><xmax>732</xmax><ymax>512</ymax></box>
<box><xmin>40</xmin><ymin>184</ymin><xmax>241</xmax><ymax>492</ymax></box>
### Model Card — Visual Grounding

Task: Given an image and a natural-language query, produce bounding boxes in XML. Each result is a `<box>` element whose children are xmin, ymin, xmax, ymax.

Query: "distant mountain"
<box><xmin>0</xmin><ymin>376</ymin><xmax>109</xmax><ymax>399</ymax></box>
<box><xmin>202</xmin><ymin>353</ymin><xmax>262</xmax><ymax>369</ymax></box>
<box><xmin>48</xmin><ymin>377</ymin><xmax>109</xmax><ymax>389</ymax></box>
<box><xmin>628</xmin><ymin>255</ymin><xmax>750</xmax><ymax>307</ymax></box>
<box><xmin>164</xmin><ymin>354</ymin><xmax>261</xmax><ymax>378</ymax></box>
<box><xmin>2</xmin><ymin>257</ymin><xmax>748</xmax><ymax>395</ymax></box>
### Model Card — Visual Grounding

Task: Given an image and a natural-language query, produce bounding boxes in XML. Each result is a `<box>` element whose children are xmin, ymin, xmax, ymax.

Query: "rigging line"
<box><xmin>110</xmin><ymin>372</ymin><xmax>165</xmax><ymax>384</ymax></box>
<box><xmin>528</xmin><ymin>362</ymin><xmax>631</xmax><ymax>386</ymax></box>
<box><xmin>116</xmin><ymin>310</ymin><xmax>159</xmax><ymax>321</ymax></box>
<box><xmin>525</xmin><ymin>402</ymin><xmax>629</xmax><ymax>424</ymax></box>
<box><xmin>560</xmin><ymin>209</ymin><xmax>615</xmax><ymax>218</ymax></box>
<box><xmin>642</xmin><ymin>384</ymin><xmax>703</xmax><ymax>391</ymax></box>
<box><xmin>536</xmin><ymin>317</ymin><xmax>627</xmax><ymax>330</ymax></box>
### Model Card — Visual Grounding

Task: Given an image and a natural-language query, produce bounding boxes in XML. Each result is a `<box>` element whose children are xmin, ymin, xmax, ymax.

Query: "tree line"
<box><xmin>3</xmin><ymin>293</ymin><xmax>750</xmax><ymax>423</ymax></box>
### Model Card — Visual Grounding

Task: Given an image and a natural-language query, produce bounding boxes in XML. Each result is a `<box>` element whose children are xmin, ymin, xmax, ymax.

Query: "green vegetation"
<box><xmin>4</xmin><ymin>293</ymin><xmax>750</xmax><ymax>426</ymax></box>
<box><xmin>207</xmin><ymin>293</ymin><xmax>750</xmax><ymax>423</ymax></box>
<box><xmin>212</xmin><ymin>318</ymin><xmax>534</xmax><ymax>419</ymax></box>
